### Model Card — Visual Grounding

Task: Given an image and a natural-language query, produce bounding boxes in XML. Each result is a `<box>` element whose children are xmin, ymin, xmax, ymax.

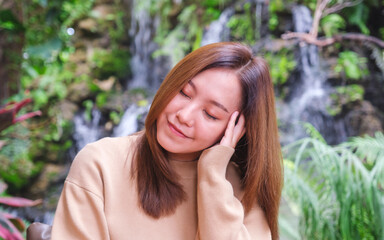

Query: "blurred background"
<box><xmin>0</xmin><ymin>0</ymin><xmax>383</xmax><ymax>239</ymax></box>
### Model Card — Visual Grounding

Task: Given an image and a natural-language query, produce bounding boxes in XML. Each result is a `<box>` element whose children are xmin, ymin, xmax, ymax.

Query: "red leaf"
<box><xmin>2</xmin><ymin>213</ymin><xmax>26</xmax><ymax>232</ymax></box>
<box><xmin>0</xmin><ymin>197</ymin><xmax>43</xmax><ymax>207</ymax></box>
<box><xmin>0</xmin><ymin>224</ymin><xmax>15</xmax><ymax>240</ymax></box>
<box><xmin>14</xmin><ymin>110</ymin><xmax>42</xmax><ymax>123</ymax></box>
<box><xmin>0</xmin><ymin>213</ymin><xmax>24</xmax><ymax>240</ymax></box>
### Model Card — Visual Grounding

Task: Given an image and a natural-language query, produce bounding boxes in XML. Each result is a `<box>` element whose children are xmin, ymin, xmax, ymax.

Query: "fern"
<box><xmin>281</xmin><ymin>128</ymin><xmax>384</xmax><ymax>239</ymax></box>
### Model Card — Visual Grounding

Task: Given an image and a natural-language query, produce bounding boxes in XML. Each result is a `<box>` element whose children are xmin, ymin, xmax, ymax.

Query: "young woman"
<box><xmin>50</xmin><ymin>42</ymin><xmax>283</xmax><ymax>240</ymax></box>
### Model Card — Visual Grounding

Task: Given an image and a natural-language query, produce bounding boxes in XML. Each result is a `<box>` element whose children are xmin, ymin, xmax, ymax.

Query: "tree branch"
<box><xmin>310</xmin><ymin>0</ymin><xmax>330</xmax><ymax>38</ymax></box>
<box><xmin>281</xmin><ymin>32</ymin><xmax>384</xmax><ymax>48</ymax></box>
<box><xmin>323</xmin><ymin>0</ymin><xmax>363</xmax><ymax>16</ymax></box>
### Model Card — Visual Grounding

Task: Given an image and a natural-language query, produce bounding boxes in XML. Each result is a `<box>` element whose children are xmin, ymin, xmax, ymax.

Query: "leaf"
<box><xmin>25</xmin><ymin>37</ymin><xmax>62</xmax><ymax>60</ymax></box>
<box><xmin>0</xmin><ymin>212</ymin><xmax>24</xmax><ymax>240</ymax></box>
<box><xmin>0</xmin><ymin>197</ymin><xmax>42</xmax><ymax>207</ymax></box>
<box><xmin>0</xmin><ymin>10</ymin><xmax>25</xmax><ymax>32</ymax></box>
<box><xmin>8</xmin><ymin>218</ymin><xmax>26</xmax><ymax>232</ymax></box>
<box><xmin>0</xmin><ymin>223</ymin><xmax>15</xmax><ymax>240</ymax></box>
<box><xmin>321</xmin><ymin>14</ymin><xmax>345</xmax><ymax>37</ymax></box>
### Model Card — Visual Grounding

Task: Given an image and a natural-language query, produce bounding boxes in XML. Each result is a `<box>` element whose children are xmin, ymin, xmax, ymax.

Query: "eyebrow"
<box><xmin>188</xmin><ymin>81</ymin><xmax>229</xmax><ymax>113</ymax></box>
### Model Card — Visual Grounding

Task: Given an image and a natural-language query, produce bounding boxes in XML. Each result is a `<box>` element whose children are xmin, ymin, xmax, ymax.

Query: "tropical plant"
<box><xmin>0</xmin><ymin>99</ymin><xmax>42</xmax><ymax>190</ymax></box>
<box><xmin>0</xmin><ymin>181</ymin><xmax>42</xmax><ymax>240</ymax></box>
<box><xmin>0</xmin><ymin>99</ymin><xmax>41</xmax><ymax>133</ymax></box>
<box><xmin>0</xmin><ymin>98</ymin><xmax>43</xmax><ymax>239</ymax></box>
<box><xmin>334</xmin><ymin>51</ymin><xmax>368</xmax><ymax>80</ymax></box>
<box><xmin>281</xmin><ymin>126</ymin><xmax>384</xmax><ymax>239</ymax></box>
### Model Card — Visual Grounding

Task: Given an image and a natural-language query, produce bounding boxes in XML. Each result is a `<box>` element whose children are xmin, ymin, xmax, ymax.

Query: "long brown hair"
<box><xmin>132</xmin><ymin>42</ymin><xmax>283</xmax><ymax>239</ymax></box>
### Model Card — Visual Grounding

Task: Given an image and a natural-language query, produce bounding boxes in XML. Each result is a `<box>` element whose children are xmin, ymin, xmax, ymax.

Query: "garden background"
<box><xmin>1</xmin><ymin>0</ymin><xmax>383</xmax><ymax>239</ymax></box>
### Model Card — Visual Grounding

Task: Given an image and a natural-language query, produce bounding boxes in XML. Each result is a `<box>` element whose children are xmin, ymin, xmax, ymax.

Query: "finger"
<box><xmin>232</xmin><ymin>114</ymin><xmax>246</xmax><ymax>146</ymax></box>
<box><xmin>220</xmin><ymin>111</ymin><xmax>239</xmax><ymax>147</ymax></box>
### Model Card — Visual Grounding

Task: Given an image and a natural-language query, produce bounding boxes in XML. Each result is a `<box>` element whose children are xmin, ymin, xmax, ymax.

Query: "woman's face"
<box><xmin>156</xmin><ymin>68</ymin><xmax>243</xmax><ymax>161</ymax></box>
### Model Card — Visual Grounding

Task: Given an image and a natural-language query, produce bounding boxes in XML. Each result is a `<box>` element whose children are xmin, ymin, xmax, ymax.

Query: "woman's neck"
<box><xmin>166</xmin><ymin>151</ymin><xmax>201</xmax><ymax>162</ymax></box>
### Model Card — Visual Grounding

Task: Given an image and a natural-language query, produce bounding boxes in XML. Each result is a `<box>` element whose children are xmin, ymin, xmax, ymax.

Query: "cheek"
<box><xmin>197</xmin><ymin>121</ymin><xmax>227</xmax><ymax>143</ymax></box>
<box><xmin>165</xmin><ymin>94</ymin><xmax>184</xmax><ymax>111</ymax></box>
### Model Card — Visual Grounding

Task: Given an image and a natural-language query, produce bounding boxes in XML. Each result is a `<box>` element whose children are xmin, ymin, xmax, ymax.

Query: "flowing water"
<box><xmin>73</xmin><ymin>109</ymin><xmax>103</xmax><ymax>152</ymax></box>
<box><xmin>128</xmin><ymin>0</ymin><xmax>170</xmax><ymax>90</ymax></box>
<box><xmin>113</xmin><ymin>104</ymin><xmax>149</xmax><ymax>137</ymax></box>
<box><xmin>278</xmin><ymin>5</ymin><xmax>347</xmax><ymax>144</ymax></box>
<box><xmin>201</xmin><ymin>8</ymin><xmax>233</xmax><ymax>46</ymax></box>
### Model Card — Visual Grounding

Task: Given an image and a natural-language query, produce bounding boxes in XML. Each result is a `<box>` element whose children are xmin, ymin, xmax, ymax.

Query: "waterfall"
<box><xmin>279</xmin><ymin>5</ymin><xmax>347</xmax><ymax>144</ymax></box>
<box><xmin>72</xmin><ymin>108</ymin><xmax>103</xmax><ymax>151</ymax></box>
<box><xmin>113</xmin><ymin>104</ymin><xmax>149</xmax><ymax>137</ymax></box>
<box><xmin>72</xmin><ymin>104</ymin><xmax>148</xmax><ymax>151</ymax></box>
<box><xmin>201</xmin><ymin>8</ymin><xmax>233</xmax><ymax>46</ymax></box>
<box><xmin>128</xmin><ymin>0</ymin><xmax>169</xmax><ymax>90</ymax></box>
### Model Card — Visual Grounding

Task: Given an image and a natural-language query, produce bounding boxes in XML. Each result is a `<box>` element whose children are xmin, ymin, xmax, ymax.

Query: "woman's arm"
<box><xmin>51</xmin><ymin>144</ymin><xmax>110</xmax><ymax>240</ymax></box>
<box><xmin>196</xmin><ymin>112</ymin><xmax>271</xmax><ymax>239</ymax></box>
<box><xmin>196</xmin><ymin>145</ymin><xmax>271</xmax><ymax>240</ymax></box>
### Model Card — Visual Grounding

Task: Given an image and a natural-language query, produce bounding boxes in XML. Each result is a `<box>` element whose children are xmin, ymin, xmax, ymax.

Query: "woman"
<box><xmin>51</xmin><ymin>42</ymin><xmax>283</xmax><ymax>239</ymax></box>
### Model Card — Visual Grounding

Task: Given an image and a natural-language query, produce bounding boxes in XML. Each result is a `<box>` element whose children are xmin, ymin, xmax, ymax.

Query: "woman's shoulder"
<box><xmin>84</xmin><ymin>133</ymin><xmax>140</xmax><ymax>154</ymax></box>
<box><xmin>68</xmin><ymin>133</ymin><xmax>141</xmax><ymax>179</ymax></box>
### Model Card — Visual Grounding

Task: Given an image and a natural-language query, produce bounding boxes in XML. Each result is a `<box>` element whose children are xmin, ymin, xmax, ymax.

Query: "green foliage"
<box><xmin>0</xmin><ymin>126</ymin><xmax>41</xmax><ymax>190</ymax></box>
<box><xmin>380</xmin><ymin>28</ymin><xmax>384</xmax><ymax>40</ymax></box>
<box><xmin>227</xmin><ymin>3</ymin><xmax>254</xmax><ymax>44</ymax></box>
<box><xmin>321</xmin><ymin>14</ymin><xmax>346</xmax><ymax>37</ymax></box>
<box><xmin>61</xmin><ymin>0</ymin><xmax>95</xmax><ymax>27</ymax></box>
<box><xmin>151</xmin><ymin>0</ymin><xmax>230</xmax><ymax>65</ymax></box>
<box><xmin>153</xmin><ymin>3</ymin><xmax>204</xmax><ymax>65</ymax></box>
<box><xmin>264</xmin><ymin>48</ymin><xmax>296</xmax><ymax>86</ymax></box>
<box><xmin>91</xmin><ymin>48</ymin><xmax>130</xmax><ymax>80</ymax></box>
<box><xmin>96</xmin><ymin>93</ymin><xmax>108</xmax><ymax>108</ymax></box>
<box><xmin>268</xmin><ymin>0</ymin><xmax>285</xmax><ymax>31</ymax></box>
<box><xmin>0</xmin><ymin>9</ymin><xmax>24</xmax><ymax>32</ymax></box>
<box><xmin>335</xmin><ymin>51</ymin><xmax>368</xmax><ymax>80</ymax></box>
<box><xmin>83</xmin><ymin>100</ymin><xmax>94</xmax><ymax>122</ymax></box>
<box><xmin>269</xmin><ymin>0</ymin><xmax>317</xmax><ymax>31</ymax></box>
<box><xmin>22</xmin><ymin>61</ymin><xmax>71</xmax><ymax>110</ymax></box>
<box><xmin>328</xmin><ymin>84</ymin><xmax>364</xmax><ymax>116</ymax></box>
<box><xmin>343</xmin><ymin>3</ymin><xmax>370</xmax><ymax>35</ymax></box>
<box><xmin>282</xmin><ymin>128</ymin><xmax>384</xmax><ymax>239</ymax></box>
<box><xmin>109</xmin><ymin>111</ymin><xmax>122</xmax><ymax>125</ymax></box>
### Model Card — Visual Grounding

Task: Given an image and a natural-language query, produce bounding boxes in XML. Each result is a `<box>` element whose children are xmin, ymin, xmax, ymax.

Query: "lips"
<box><xmin>168</xmin><ymin>121</ymin><xmax>190</xmax><ymax>138</ymax></box>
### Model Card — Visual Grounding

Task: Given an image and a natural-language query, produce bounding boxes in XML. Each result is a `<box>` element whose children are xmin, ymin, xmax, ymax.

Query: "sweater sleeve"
<box><xmin>196</xmin><ymin>145</ymin><xmax>271</xmax><ymax>240</ymax></box>
<box><xmin>51</xmin><ymin>144</ymin><xmax>110</xmax><ymax>240</ymax></box>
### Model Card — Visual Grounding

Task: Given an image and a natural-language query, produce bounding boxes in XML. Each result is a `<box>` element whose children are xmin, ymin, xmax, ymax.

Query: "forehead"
<box><xmin>189</xmin><ymin>68</ymin><xmax>242</xmax><ymax>111</ymax></box>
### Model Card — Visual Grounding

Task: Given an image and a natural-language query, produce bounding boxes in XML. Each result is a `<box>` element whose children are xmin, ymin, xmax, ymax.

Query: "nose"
<box><xmin>176</xmin><ymin>105</ymin><xmax>195</xmax><ymax>127</ymax></box>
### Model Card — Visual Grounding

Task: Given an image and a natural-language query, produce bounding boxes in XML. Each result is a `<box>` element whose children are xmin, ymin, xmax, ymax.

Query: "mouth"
<box><xmin>168</xmin><ymin>121</ymin><xmax>190</xmax><ymax>138</ymax></box>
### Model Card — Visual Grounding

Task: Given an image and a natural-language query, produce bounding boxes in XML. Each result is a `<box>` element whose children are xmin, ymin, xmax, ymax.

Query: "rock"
<box><xmin>93</xmin><ymin>76</ymin><xmax>116</xmax><ymax>91</ymax></box>
<box><xmin>67</xmin><ymin>81</ymin><xmax>91</xmax><ymax>103</ymax></box>
<box><xmin>345</xmin><ymin>100</ymin><xmax>383</xmax><ymax>137</ymax></box>
<box><xmin>28</xmin><ymin>164</ymin><xmax>69</xmax><ymax>197</ymax></box>
<box><xmin>69</xmin><ymin>49</ymin><xmax>87</xmax><ymax>63</ymax></box>
<box><xmin>74</xmin><ymin>63</ymin><xmax>91</xmax><ymax>76</ymax></box>
<box><xmin>58</xmin><ymin>100</ymin><xmax>79</xmax><ymax>121</ymax></box>
<box><xmin>78</xmin><ymin>18</ymin><xmax>98</xmax><ymax>32</ymax></box>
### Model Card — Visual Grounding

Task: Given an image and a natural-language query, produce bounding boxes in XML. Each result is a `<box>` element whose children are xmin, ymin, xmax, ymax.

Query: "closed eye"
<box><xmin>204</xmin><ymin>110</ymin><xmax>218</xmax><ymax>120</ymax></box>
<box><xmin>180</xmin><ymin>90</ymin><xmax>191</xmax><ymax>99</ymax></box>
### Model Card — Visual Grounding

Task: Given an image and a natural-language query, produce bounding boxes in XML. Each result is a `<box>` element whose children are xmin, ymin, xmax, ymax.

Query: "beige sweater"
<box><xmin>51</xmin><ymin>135</ymin><xmax>271</xmax><ymax>239</ymax></box>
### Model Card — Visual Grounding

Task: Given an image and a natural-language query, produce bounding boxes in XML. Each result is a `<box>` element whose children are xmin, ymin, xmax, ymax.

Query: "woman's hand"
<box><xmin>220</xmin><ymin>111</ymin><xmax>246</xmax><ymax>148</ymax></box>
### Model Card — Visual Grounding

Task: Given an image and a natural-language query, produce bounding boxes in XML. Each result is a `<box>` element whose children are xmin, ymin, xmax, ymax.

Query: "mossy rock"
<box><xmin>91</xmin><ymin>48</ymin><xmax>131</xmax><ymax>80</ymax></box>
